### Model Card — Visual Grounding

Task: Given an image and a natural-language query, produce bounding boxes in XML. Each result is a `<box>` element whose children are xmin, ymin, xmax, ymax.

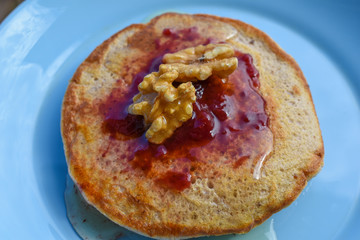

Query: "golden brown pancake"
<box><xmin>61</xmin><ymin>13</ymin><xmax>323</xmax><ymax>239</ymax></box>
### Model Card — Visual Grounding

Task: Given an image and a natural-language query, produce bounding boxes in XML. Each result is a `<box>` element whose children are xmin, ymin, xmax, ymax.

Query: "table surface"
<box><xmin>0</xmin><ymin>0</ymin><xmax>22</xmax><ymax>23</ymax></box>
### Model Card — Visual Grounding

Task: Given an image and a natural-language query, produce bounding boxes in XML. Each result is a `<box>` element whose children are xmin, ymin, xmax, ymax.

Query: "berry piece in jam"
<box><xmin>189</xmin><ymin>107</ymin><xmax>216</xmax><ymax>141</ymax></box>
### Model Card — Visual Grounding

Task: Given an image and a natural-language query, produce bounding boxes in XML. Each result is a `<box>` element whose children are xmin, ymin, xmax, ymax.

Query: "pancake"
<box><xmin>61</xmin><ymin>13</ymin><xmax>324</xmax><ymax>239</ymax></box>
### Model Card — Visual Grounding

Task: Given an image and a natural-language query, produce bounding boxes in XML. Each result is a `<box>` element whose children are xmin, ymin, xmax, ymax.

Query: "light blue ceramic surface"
<box><xmin>0</xmin><ymin>0</ymin><xmax>359</xmax><ymax>239</ymax></box>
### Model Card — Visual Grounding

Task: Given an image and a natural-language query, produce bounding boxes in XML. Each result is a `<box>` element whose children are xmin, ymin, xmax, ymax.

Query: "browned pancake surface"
<box><xmin>61</xmin><ymin>13</ymin><xmax>324</xmax><ymax>238</ymax></box>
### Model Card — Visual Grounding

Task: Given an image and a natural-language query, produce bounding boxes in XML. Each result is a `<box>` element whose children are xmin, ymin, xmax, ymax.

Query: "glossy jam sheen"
<box><xmin>101</xmin><ymin>28</ymin><xmax>272</xmax><ymax>191</ymax></box>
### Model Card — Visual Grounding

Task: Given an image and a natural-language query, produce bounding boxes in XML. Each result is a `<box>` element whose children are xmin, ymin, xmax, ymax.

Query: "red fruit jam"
<box><xmin>100</xmin><ymin>28</ymin><xmax>273</xmax><ymax>191</ymax></box>
<box><xmin>156</xmin><ymin>170</ymin><xmax>192</xmax><ymax>192</ymax></box>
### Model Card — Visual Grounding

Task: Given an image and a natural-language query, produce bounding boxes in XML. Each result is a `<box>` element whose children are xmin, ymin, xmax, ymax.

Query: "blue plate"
<box><xmin>1</xmin><ymin>0</ymin><xmax>359</xmax><ymax>239</ymax></box>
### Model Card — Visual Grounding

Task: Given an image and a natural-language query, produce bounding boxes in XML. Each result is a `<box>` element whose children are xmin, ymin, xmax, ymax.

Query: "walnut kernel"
<box><xmin>128</xmin><ymin>44</ymin><xmax>238</xmax><ymax>144</ymax></box>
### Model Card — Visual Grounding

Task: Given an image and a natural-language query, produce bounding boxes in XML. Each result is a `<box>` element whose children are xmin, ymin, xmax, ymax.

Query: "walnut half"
<box><xmin>128</xmin><ymin>43</ymin><xmax>238</xmax><ymax>144</ymax></box>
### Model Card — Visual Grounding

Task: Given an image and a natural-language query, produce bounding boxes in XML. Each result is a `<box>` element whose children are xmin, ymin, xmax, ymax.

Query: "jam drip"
<box><xmin>101</xmin><ymin>28</ymin><xmax>273</xmax><ymax>191</ymax></box>
<box><xmin>102</xmin><ymin>72</ymin><xmax>146</xmax><ymax>139</ymax></box>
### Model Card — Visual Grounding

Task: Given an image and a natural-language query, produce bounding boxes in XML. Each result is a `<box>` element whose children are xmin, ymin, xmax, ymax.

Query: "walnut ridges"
<box><xmin>128</xmin><ymin>43</ymin><xmax>238</xmax><ymax>144</ymax></box>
